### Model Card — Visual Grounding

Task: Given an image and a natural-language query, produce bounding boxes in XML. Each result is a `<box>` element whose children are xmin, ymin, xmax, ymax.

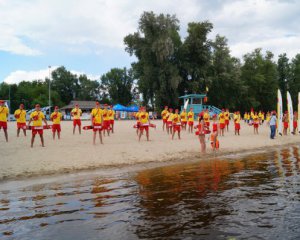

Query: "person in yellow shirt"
<box><xmin>28</xmin><ymin>104</ymin><xmax>48</xmax><ymax>147</ymax></box>
<box><xmin>0</xmin><ymin>100</ymin><xmax>9</xmax><ymax>142</ymax></box>
<box><xmin>253</xmin><ymin>112</ymin><xmax>259</xmax><ymax>134</ymax></box>
<box><xmin>224</xmin><ymin>108</ymin><xmax>230</xmax><ymax>131</ymax></box>
<box><xmin>172</xmin><ymin>109</ymin><xmax>181</xmax><ymax>140</ymax></box>
<box><xmin>166</xmin><ymin>108</ymin><xmax>174</xmax><ymax>135</ymax></box>
<box><xmin>261</xmin><ymin>112</ymin><xmax>265</xmax><ymax>124</ymax></box>
<box><xmin>266</xmin><ymin>111</ymin><xmax>271</xmax><ymax>123</ymax></box>
<box><xmin>187</xmin><ymin>108</ymin><xmax>194</xmax><ymax>133</ymax></box>
<box><xmin>108</xmin><ymin>105</ymin><xmax>115</xmax><ymax>133</ymax></box>
<box><xmin>203</xmin><ymin>109</ymin><xmax>210</xmax><ymax>130</ymax></box>
<box><xmin>71</xmin><ymin>104</ymin><xmax>82</xmax><ymax>135</ymax></box>
<box><xmin>180</xmin><ymin>108</ymin><xmax>187</xmax><ymax>130</ymax></box>
<box><xmin>135</xmin><ymin>108</ymin><xmax>142</xmax><ymax>135</ymax></box>
<box><xmin>234</xmin><ymin>111</ymin><xmax>241</xmax><ymax>136</ymax></box>
<box><xmin>138</xmin><ymin>106</ymin><xmax>150</xmax><ymax>141</ymax></box>
<box><xmin>50</xmin><ymin>106</ymin><xmax>62</xmax><ymax>140</ymax></box>
<box><xmin>102</xmin><ymin>104</ymin><xmax>111</xmax><ymax>136</ymax></box>
<box><xmin>14</xmin><ymin>103</ymin><xmax>27</xmax><ymax>137</ymax></box>
<box><xmin>243</xmin><ymin>112</ymin><xmax>247</xmax><ymax>123</ymax></box>
<box><xmin>258</xmin><ymin>111</ymin><xmax>263</xmax><ymax>125</ymax></box>
<box><xmin>219</xmin><ymin>109</ymin><xmax>226</xmax><ymax>136</ymax></box>
<box><xmin>161</xmin><ymin>106</ymin><xmax>169</xmax><ymax>131</ymax></box>
<box><xmin>91</xmin><ymin>102</ymin><xmax>103</xmax><ymax>144</ymax></box>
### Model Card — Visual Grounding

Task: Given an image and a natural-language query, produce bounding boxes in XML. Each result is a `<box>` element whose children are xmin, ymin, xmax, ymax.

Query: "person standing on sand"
<box><xmin>102</xmin><ymin>104</ymin><xmax>111</xmax><ymax>137</ymax></box>
<box><xmin>224</xmin><ymin>108</ymin><xmax>230</xmax><ymax>131</ymax></box>
<box><xmin>293</xmin><ymin>111</ymin><xmax>298</xmax><ymax>134</ymax></box>
<box><xmin>218</xmin><ymin>109</ymin><xmax>225</xmax><ymax>136</ymax></box>
<box><xmin>283</xmin><ymin>111</ymin><xmax>288</xmax><ymax>136</ymax></box>
<box><xmin>253</xmin><ymin>112</ymin><xmax>259</xmax><ymax>134</ymax></box>
<box><xmin>166</xmin><ymin>108</ymin><xmax>174</xmax><ymax>135</ymax></box>
<box><xmin>268</xmin><ymin>111</ymin><xmax>277</xmax><ymax>139</ymax></box>
<box><xmin>71</xmin><ymin>104</ymin><xmax>82</xmax><ymax>135</ymax></box>
<box><xmin>14</xmin><ymin>103</ymin><xmax>27</xmax><ymax>137</ymax></box>
<box><xmin>187</xmin><ymin>108</ymin><xmax>194</xmax><ymax>133</ymax></box>
<box><xmin>50</xmin><ymin>106</ymin><xmax>62</xmax><ymax>140</ymax></box>
<box><xmin>180</xmin><ymin>108</ymin><xmax>187</xmax><ymax>131</ymax></box>
<box><xmin>172</xmin><ymin>109</ymin><xmax>181</xmax><ymax>140</ymax></box>
<box><xmin>138</xmin><ymin>107</ymin><xmax>151</xmax><ymax>141</ymax></box>
<box><xmin>91</xmin><ymin>102</ymin><xmax>103</xmax><ymax>145</ymax></box>
<box><xmin>196</xmin><ymin>113</ymin><xmax>207</xmax><ymax>153</ymax></box>
<box><xmin>108</xmin><ymin>105</ymin><xmax>115</xmax><ymax>133</ymax></box>
<box><xmin>210</xmin><ymin>114</ymin><xmax>219</xmax><ymax>151</ymax></box>
<box><xmin>135</xmin><ymin>108</ymin><xmax>141</xmax><ymax>136</ymax></box>
<box><xmin>161</xmin><ymin>106</ymin><xmax>169</xmax><ymax>131</ymax></box>
<box><xmin>28</xmin><ymin>104</ymin><xmax>48</xmax><ymax>148</ymax></box>
<box><xmin>234</xmin><ymin>111</ymin><xmax>241</xmax><ymax>135</ymax></box>
<box><xmin>203</xmin><ymin>109</ymin><xmax>210</xmax><ymax>131</ymax></box>
<box><xmin>0</xmin><ymin>100</ymin><xmax>9</xmax><ymax>142</ymax></box>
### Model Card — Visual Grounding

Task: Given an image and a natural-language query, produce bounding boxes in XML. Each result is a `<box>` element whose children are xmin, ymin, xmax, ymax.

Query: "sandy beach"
<box><xmin>0</xmin><ymin>120</ymin><xmax>299</xmax><ymax>180</ymax></box>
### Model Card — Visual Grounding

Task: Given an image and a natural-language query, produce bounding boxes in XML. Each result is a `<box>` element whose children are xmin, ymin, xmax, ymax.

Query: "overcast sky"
<box><xmin>0</xmin><ymin>0</ymin><xmax>299</xmax><ymax>84</ymax></box>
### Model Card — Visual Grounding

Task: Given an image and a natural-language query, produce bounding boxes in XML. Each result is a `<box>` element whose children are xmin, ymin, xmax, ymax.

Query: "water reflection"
<box><xmin>0</xmin><ymin>147</ymin><xmax>300</xmax><ymax>239</ymax></box>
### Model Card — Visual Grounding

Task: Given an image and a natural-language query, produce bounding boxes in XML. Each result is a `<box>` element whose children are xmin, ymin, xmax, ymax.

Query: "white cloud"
<box><xmin>3</xmin><ymin>67</ymin><xmax>100</xmax><ymax>84</ymax></box>
<box><xmin>0</xmin><ymin>0</ymin><xmax>299</xmax><ymax>59</ymax></box>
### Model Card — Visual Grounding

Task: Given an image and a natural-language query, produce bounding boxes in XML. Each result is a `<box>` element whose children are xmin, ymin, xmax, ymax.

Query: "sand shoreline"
<box><xmin>1</xmin><ymin>120</ymin><xmax>299</xmax><ymax>181</ymax></box>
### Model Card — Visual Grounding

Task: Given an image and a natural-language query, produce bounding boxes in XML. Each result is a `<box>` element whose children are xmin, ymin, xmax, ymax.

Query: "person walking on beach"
<box><xmin>108</xmin><ymin>105</ymin><xmax>115</xmax><ymax>133</ymax></box>
<box><xmin>0</xmin><ymin>100</ymin><xmax>9</xmax><ymax>142</ymax></box>
<box><xmin>91</xmin><ymin>102</ymin><xmax>103</xmax><ymax>144</ymax></box>
<box><xmin>161</xmin><ymin>106</ymin><xmax>169</xmax><ymax>131</ymax></box>
<box><xmin>138</xmin><ymin>107</ymin><xmax>151</xmax><ymax>141</ymax></box>
<box><xmin>268</xmin><ymin>111</ymin><xmax>277</xmax><ymax>139</ymax></box>
<box><xmin>14</xmin><ymin>103</ymin><xmax>27</xmax><ymax>137</ymax></box>
<box><xmin>28</xmin><ymin>104</ymin><xmax>48</xmax><ymax>147</ymax></box>
<box><xmin>71</xmin><ymin>104</ymin><xmax>82</xmax><ymax>135</ymax></box>
<box><xmin>50</xmin><ymin>106</ymin><xmax>62</xmax><ymax>140</ymax></box>
<box><xmin>187</xmin><ymin>108</ymin><xmax>194</xmax><ymax>133</ymax></box>
<box><xmin>172</xmin><ymin>109</ymin><xmax>181</xmax><ymax>140</ymax></box>
<box><xmin>180</xmin><ymin>108</ymin><xmax>187</xmax><ymax>130</ymax></box>
<box><xmin>219</xmin><ymin>109</ymin><xmax>225</xmax><ymax>136</ymax></box>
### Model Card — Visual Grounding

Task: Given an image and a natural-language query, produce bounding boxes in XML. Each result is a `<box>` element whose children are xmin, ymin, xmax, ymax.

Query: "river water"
<box><xmin>1</xmin><ymin>146</ymin><xmax>300</xmax><ymax>240</ymax></box>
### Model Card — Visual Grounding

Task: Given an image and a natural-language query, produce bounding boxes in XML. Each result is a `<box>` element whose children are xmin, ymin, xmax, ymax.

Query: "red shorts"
<box><xmin>139</xmin><ymin>125</ymin><xmax>149</xmax><ymax>131</ymax></box>
<box><xmin>181</xmin><ymin>121</ymin><xmax>187</xmax><ymax>126</ymax></box>
<box><xmin>73</xmin><ymin>119</ymin><xmax>81</xmax><ymax>127</ymax></box>
<box><xmin>52</xmin><ymin>124</ymin><xmax>61</xmax><ymax>133</ymax></box>
<box><xmin>220</xmin><ymin>123</ymin><xmax>225</xmax><ymax>129</ymax></box>
<box><xmin>17</xmin><ymin>122</ymin><xmax>26</xmax><ymax>129</ymax></box>
<box><xmin>235</xmin><ymin>123</ymin><xmax>240</xmax><ymax>130</ymax></box>
<box><xmin>173</xmin><ymin>125</ymin><xmax>181</xmax><ymax>132</ymax></box>
<box><xmin>205</xmin><ymin>122</ymin><xmax>210</xmax><ymax>127</ymax></box>
<box><xmin>110</xmin><ymin>120</ymin><xmax>114</xmax><ymax>125</ymax></box>
<box><xmin>93</xmin><ymin>123</ymin><xmax>102</xmax><ymax>132</ymax></box>
<box><xmin>163</xmin><ymin>119</ymin><xmax>167</xmax><ymax>123</ymax></box>
<box><xmin>32</xmin><ymin>127</ymin><xmax>43</xmax><ymax>136</ymax></box>
<box><xmin>254</xmin><ymin>123</ymin><xmax>259</xmax><ymax>128</ymax></box>
<box><xmin>167</xmin><ymin>121</ymin><xmax>172</xmax><ymax>127</ymax></box>
<box><xmin>188</xmin><ymin>121</ymin><xmax>194</xmax><ymax>126</ymax></box>
<box><xmin>283</xmin><ymin>122</ymin><xmax>288</xmax><ymax>129</ymax></box>
<box><xmin>293</xmin><ymin>121</ymin><xmax>297</xmax><ymax>129</ymax></box>
<box><xmin>0</xmin><ymin>121</ymin><xmax>7</xmax><ymax>129</ymax></box>
<box><xmin>225</xmin><ymin>119</ymin><xmax>229</xmax><ymax>125</ymax></box>
<box><xmin>102</xmin><ymin>120</ymin><xmax>110</xmax><ymax>130</ymax></box>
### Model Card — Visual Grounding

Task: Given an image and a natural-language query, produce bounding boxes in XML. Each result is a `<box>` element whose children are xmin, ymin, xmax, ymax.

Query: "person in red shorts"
<box><xmin>172</xmin><ymin>109</ymin><xmax>181</xmax><ymax>140</ymax></box>
<box><xmin>71</xmin><ymin>104</ymin><xmax>82</xmax><ymax>135</ymax></box>
<box><xmin>166</xmin><ymin>108</ymin><xmax>174</xmax><ymax>135</ymax></box>
<box><xmin>282</xmin><ymin>111</ymin><xmax>289</xmax><ymax>135</ymax></box>
<box><xmin>138</xmin><ymin>107</ymin><xmax>151</xmax><ymax>141</ymax></box>
<box><xmin>293</xmin><ymin>111</ymin><xmax>298</xmax><ymax>134</ymax></box>
<box><xmin>91</xmin><ymin>102</ymin><xmax>103</xmax><ymax>144</ymax></box>
<box><xmin>108</xmin><ymin>105</ymin><xmax>115</xmax><ymax>133</ymax></box>
<box><xmin>161</xmin><ymin>106</ymin><xmax>169</xmax><ymax>131</ymax></box>
<box><xmin>14</xmin><ymin>103</ymin><xmax>27</xmax><ymax>137</ymax></box>
<box><xmin>135</xmin><ymin>108</ymin><xmax>142</xmax><ymax>136</ymax></box>
<box><xmin>102</xmin><ymin>104</ymin><xmax>111</xmax><ymax>136</ymax></box>
<box><xmin>0</xmin><ymin>100</ymin><xmax>9</xmax><ymax>142</ymax></box>
<box><xmin>253</xmin><ymin>112</ymin><xmax>259</xmax><ymax>134</ymax></box>
<box><xmin>234</xmin><ymin>111</ymin><xmax>241</xmax><ymax>135</ymax></box>
<box><xmin>187</xmin><ymin>108</ymin><xmax>194</xmax><ymax>133</ymax></box>
<box><xmin>218</xmin><ymin>109</ymin><xmax>226</xmax><ymax>136</ymax></box>
<box><xmin>50</xmin><ymin>106</ymin><xmax>62</xmax><ymax>140</ymax></box>
<box><xmin>28</xmin><ymin>104</ymin><xmax>48</xmax><ymax>147</ymax></box>
<box><xmin>224</xmin><ymin>108</ymin><xmax>230</xmax><ymax>131</ymax></box>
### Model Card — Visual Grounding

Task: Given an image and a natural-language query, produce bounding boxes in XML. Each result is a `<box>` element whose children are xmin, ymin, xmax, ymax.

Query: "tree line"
<box><xmin>1</xmin><ymin>11</ymin><xmax>300</xmax><ymax>113</ymax></box>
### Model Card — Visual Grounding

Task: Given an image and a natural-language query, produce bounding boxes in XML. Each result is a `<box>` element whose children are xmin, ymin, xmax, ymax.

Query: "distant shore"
<box><xmin>1</xmin><ymin>120</ymin><xmax>299</xmax><ymax>181</ymax></box>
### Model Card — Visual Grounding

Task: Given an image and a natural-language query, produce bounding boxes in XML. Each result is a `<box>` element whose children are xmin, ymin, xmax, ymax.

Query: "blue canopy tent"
<box><xmin>113</xmin><ymin>104</ymin><xmax>126</xmax><ymax>111</ymax></box>
<box><xmin>125</xmin><ymin>105</ymin><xmax>139</xmax><ymax>112</ymax></box>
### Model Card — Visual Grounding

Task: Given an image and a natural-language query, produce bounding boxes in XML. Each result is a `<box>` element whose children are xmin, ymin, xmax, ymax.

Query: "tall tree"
<box><xmin>277</xmin><ymin>53</ymin><xmax>291</xmax><ymax>95</ymax></box>
<box><xmin>77</xmin><ymin>74</ymin><xmax>101</xmax><ymax>101</ymax></box>
<box><xmin>290</xmin><ymin>54</ymin><xmax>300</xmax><ymax>106</ymax></box>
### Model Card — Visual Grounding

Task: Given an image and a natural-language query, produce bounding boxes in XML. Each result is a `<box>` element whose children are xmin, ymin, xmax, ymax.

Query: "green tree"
<box><xmin>77</xmin><ymin>74</ymin><xmax>101</xmax><ymax>101</ymax></box>
<box><xmin>290</xmin><ymin>54</ymin><xmax>300</xmax><ymax>106</ymax></box>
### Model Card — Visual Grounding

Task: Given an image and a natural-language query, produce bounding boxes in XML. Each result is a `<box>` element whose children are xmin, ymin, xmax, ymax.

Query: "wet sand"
<box><xmin>0</xmin><ymin>120</ymin><xmax>299</xmax><ymax>180</ymax></box>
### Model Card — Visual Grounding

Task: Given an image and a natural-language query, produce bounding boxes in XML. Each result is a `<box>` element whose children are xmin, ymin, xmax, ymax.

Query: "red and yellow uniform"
<box><xmin>51</xmin><ymin>112</ymin><xmax>62</xmax><ymax>133</ymax></box>
<box><xmin>29</xmin><ymin>111</ymin><xmax>45</xmax><ymax>135</ymax></box>
<box><xmin>180</xmin><ymin>111</ymin><xmax>187</xmax><ymax>126</ymax></box>
<box><xmin>253</xmin><ymin>115</ymin><xmax>259</xmax><ymax>128</ymax></box>
<box><xmin>234</xmin><ymin>113</ymin><xmax>241</xmax><ymax>130</ymax></box>
<box><xmin>219</xmin><ymin>113</ymin><xmax>225</xmax><ymax>129</ymax></box>
<box><xmin>203</xmin><ymin>112</ymin><xmax>210</xmax><ymax>128</ymax></box>
<box><xmin>212</xmin><ymin>121</ymin><xmax>218</xmax><ymax>132</ymax></box>
<box><xmin>102</xmin><ymin>108</ymin><xmax>111</xmax><ymax>130</ymax></box>
<box><xmin>108</xmin><ymin>109</ymin><xmax>115</xmax><ymax>125</ymax></box>
<box><xmin>14</xmin><ymin>108</ymin><xmax>26</xmax><ymax>129</ymax></box>
<box><xmin>71</xmin><ymin>108</ymin><xmax>82</xmax><ymax>126</ymax></box>
<box><xmin>138</xmin><ymin>112</ymin><xmax>149</xmax><ymax>131</ymax></box>
<box><xmin>167</xmin><ymin>112</ymin><xmax>174</xmax><ymax>127</ymax></box>
<box><xmin>293</xmin><ymin>112</ymin><xmax>298</xmax><ymax>130</ymax></box>
<box><xmin>0</xmin><ymin>105</ymin><xmax>9</xmax><ymax>129</ymax></box>
<box><xmin>91</xmin><ymin>108</ymin><xmax>103</xmax><ymax>132</ymax></box>
<box><xmin>266</xmin><ymin>113</ymin><xmax>271</xmax><ymax>122</ymax></box>
<box><xmin>224</xmin><ymin>111</ymin><xmax>230</xmax><ymax>126</ymax></box>
<box><xmin>161</xmin><ymin>109</ymin><xmax>169</xmax><ymax>123</ymax></box>
<box><xmin>172</xmin><ymin>113</ymin><xmax>181</xmax><ymax>132</ymax></box>
<box><xmin>135</xmin><ymin>111</ymin><xmax>141</xmax><ymax>126</ymax></box>
<box><xmin>187</xmin><ymin>111</ymin><xmax>194</xmax><ymax>126</ymax></box>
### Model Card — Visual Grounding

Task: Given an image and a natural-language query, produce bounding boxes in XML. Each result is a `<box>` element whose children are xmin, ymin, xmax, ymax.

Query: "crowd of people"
<box><xmin>0</xmin><ymin>99</ymin><xmax>298</xmax><ymax>152</ymax></box>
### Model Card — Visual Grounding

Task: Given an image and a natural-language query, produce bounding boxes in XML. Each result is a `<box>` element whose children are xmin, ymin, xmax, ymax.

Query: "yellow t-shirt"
<box><xmin>266</xmin><ymin>114</ymin><xmax>270</xmax><ymax>122</ymax></box>
<box><xmin>204</xmin><ymin>112</ymin><xmax>210</xmax><ymax>123</ymax></box>
<box><xmin>167</xmin><ymin>113</ymin><xmax>174</xmax><ymax>122</ymax></box>
<box><xmin>172</xmin><ymin>113</ymin><xmax>180</xmax><ymax>124</ymax></box>
<box><xmin>91</xmin><ymin>108</ymin><xmax>103</xmax><ymax>124</ymax></box>
<box><xmin>161</xmin><ymin>110</ymin><xmax>169</xmax><ymax>120</ymax></box>
<box><xmin>135</xmin><ymin>112</ymin><xmax>141</xmax><ymax>121</ymax></box>
<box><xmin>102</xmin><ymin>109</ymin><xmax>110</xmax><ymax>121</ymax></box>
<box><xmin>224</xmin><ymin>111</ymin><xmax>230</xmax><ymax>120</ymax></box>
<box><xmin>253</xmin><ymin>115</ymin><xmax>259</xmax><ymax>123</ymax></box>
<box><xmin>187</xmin><ymin>112</ymin><xmax>194</xmax><ymax>122</ymax></box>
<box><xmin>219</xmin><ymin>113</ymin><xmax>225</xmax><ymax>124</ymax></box>
<box><xmin>108</xmin><ymin>109</ymin><xmax>115</xmax><ymax>120</ymax></box>
<box><xmin>30</xmin><ymin>111</ymin><xmax>45</xmax><ymax>127</ymax></box>
<box><xmin>244</xmin><ymin>113</ymin><xmax>247</xmax><ymax>119</ymax></box>
<box><xmin>14</xmin><ymin>109</ymin><xmax>26</xmax><ymax>123</ymax></box>
<box><xmin>180</xmin><ymin>111</ymin><xmax>187</xmax><ymax>122</ymax></box>
<box><xmin>51</xmin><ymin>112</ymin><xmax>62</xmax><ymax>124</ymax></box>
<box><xmin>234</xmin><ymin>114</ymin><xmax>241</xmax><ymax>124</ymax></box>
<box><xmin>71</xmin><ymin>108</ymin><xmax>82</xmax><ymax>120</ymax></box>
<box><xmin>139</xmin><ymin>112</ymin><xmax>149</xmax><ymax>124</ymax></box>
<box><xmin>0</xmin><ymin>106</ymin><xmax>9</xmax><ymax>122</ymax></box>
